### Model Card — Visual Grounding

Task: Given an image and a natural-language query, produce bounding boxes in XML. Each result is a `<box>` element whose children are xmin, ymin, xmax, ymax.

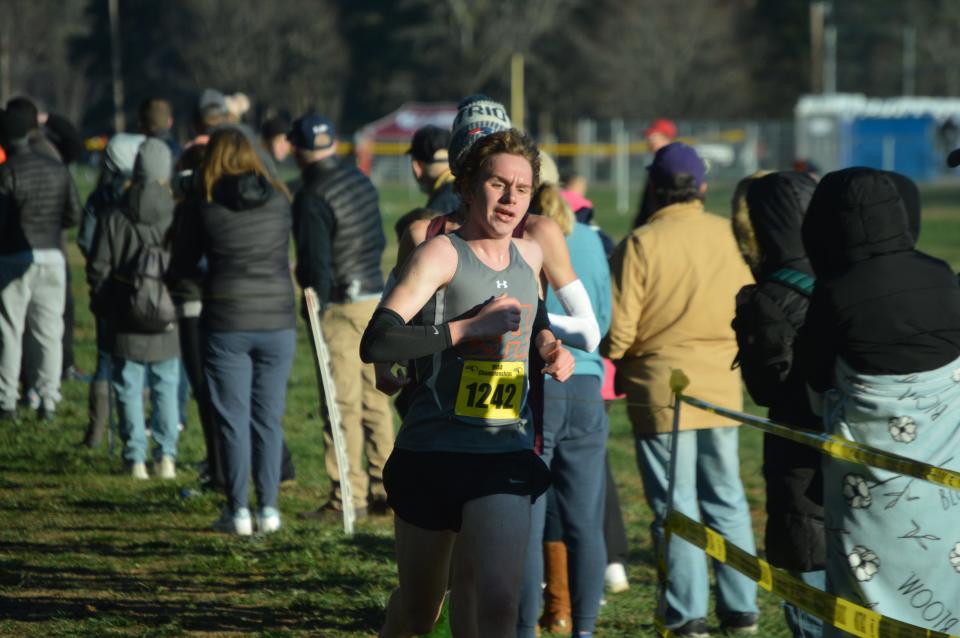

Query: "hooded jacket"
<box><xmin>732</xmin><ymin>171</ymin><xmax>824</xmax><ymax>571</ymax></box>
<box><xmin>87</xmin><ymin>181</ymin><xmax>180</xmax><ymax>362</ymax></box>
<box><xmin>798</xmin><ymin>168</ymin><xmax>960</xmax><ymax>393</ymax></box>
<box><xmin>167</xmin><ymin>172</ymin><xmax>295</xmax><ymax>333</ymax></box>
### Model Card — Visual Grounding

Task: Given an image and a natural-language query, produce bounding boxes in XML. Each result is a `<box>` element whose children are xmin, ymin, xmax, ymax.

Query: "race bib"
<box><xmin>455</xmin><ymin>360</ymin><xmax>525</xmax><ymax>420</ymax></box>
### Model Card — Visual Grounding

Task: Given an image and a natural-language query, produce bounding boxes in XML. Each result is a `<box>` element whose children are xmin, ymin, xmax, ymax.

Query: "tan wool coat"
<box><xmin>602</xmin><ymin>200</ymin><xmax>752</xmax><ymax>435</ymax></box>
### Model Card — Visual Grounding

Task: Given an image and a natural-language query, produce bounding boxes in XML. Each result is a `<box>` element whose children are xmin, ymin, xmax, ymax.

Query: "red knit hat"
<box><xmin>643</xmin><ymin>118</ymin><xmax>677</xmax><ymax>140</ymax></box>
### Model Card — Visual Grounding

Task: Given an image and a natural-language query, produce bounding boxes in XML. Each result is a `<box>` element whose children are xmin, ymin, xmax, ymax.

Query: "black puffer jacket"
<box><xmin>798</xmin><ymin>167</ymin><xmax>960</xmax><ymax>393</ymax></box>
<box><xmin>293</xmin><ymin>157</ymin><xmax>385</xmax><ymax>305</ymax></box>
<box><xmin>168</xmin><ymin>172</ymin><xmax>295</xmax><ymax>333</ymax></box>
<box><xmin>0</xmin><ymin>141</ymin><xmax>81</xmax><ymax>254</ymax></box>
<box><xmin>87</xmin><ymin>181</ymin><xmax>180</xmax><ymax>362</ymax></box>
<box><xmin>165</xmin><ymin>195</ymin><xmax>204</xmax><ymax>306</ymax></box>
<box><xmin>732</xmin><ymin>171</ymin><xmax>824</xmax><ymax>571</ymax></box>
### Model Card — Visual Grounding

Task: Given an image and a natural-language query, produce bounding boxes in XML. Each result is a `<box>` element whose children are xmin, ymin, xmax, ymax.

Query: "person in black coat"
<box><xmin>796</xmin><ymin>167</ymin><xmax>960</xmax><ymax>637</ymax></box>
<box><xmin>167</xmin><ymin>127</ymin><xmax>296</xmax><ymax>536</ymax></box>
<box><xmin>730</xmin><ymin>171</ymin><xmax>825</xmax><ymax>638</ymax></box>
<box><xmin>798</xmin><ymin>168</ymin><xmax>960</xmax><ymax>391</ymax></box>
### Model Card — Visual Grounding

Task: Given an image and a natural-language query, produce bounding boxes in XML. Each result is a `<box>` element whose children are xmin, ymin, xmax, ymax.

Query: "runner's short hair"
<box><xmin>454</xmin><ymin>129</ymin><xmax>540</xmax><ymax>200</ymax></box>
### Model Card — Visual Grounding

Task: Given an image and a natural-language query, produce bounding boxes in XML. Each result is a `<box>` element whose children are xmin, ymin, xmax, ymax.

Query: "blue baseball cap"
<box><xmin>287</xmin><ymin>114</ymin><xmax>336</xmax><ymax>150</ymax></box>
<box><xmin>647</xmin><ymin>142</ymin><xmax>706</xmax><ymax>189</ymax></box>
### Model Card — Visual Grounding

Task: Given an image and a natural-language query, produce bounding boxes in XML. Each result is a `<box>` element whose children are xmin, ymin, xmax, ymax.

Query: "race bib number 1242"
<box><xmin>455</xmin><ymin>360</ymin><xmax>525</xmax><ymax>420</ymax></box>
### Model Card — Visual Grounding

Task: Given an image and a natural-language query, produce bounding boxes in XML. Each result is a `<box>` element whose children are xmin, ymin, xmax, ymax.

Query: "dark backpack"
<box><xmin>732</xmin><ymin>268</ymin><xmax>814</xmax><ymax>407</ymax></box>
<box><xmin>122</xmin><ymin>225</ymin><xmax>176</xmax><ymax>333</ymax></box>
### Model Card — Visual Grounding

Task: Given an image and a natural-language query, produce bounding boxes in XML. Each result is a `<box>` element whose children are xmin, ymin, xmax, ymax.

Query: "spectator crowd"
<box><xmin>1</xmin><ymin>90</ymin><xmax>959</xmax><ymax>638</ymax></box>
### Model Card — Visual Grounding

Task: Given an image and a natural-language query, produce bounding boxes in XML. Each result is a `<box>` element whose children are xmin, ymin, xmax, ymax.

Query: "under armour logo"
<box><xmin>496</xmin><ymin>280</ymin><xmax>508</xmax><ymax>289</ymax></box>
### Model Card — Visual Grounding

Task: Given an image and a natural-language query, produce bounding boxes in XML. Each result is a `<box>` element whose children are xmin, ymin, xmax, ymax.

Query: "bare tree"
<box><xmin>398</xmin><ymin>0</ymin><xmax>582</xmax><ymax>97</ymax></box>
<box><xmin>0</xmin><ymin>0</ymin><xmax>90</xmax><ymax>122</ymax></box>
<box><xmin>565</xmin><ymin>0</ymin><xmax>753</xmax><ymax>119</ymax></box>
<box><xmin>175</xmin><ymin>0</ymin><xmax>349</xmax><ymax>118</ymax></box>
<box><xmin>913</xmin><ymin>0</ymin><xmax>960</xmax><ymax>96</ymax></box>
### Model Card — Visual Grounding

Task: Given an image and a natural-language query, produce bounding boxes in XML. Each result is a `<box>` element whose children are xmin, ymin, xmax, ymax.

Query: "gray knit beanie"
<box><xmin>134</xmin><ymin>138</ymin><xmax>172</xmax><ymax>182</ymax></box>
<box><xmin>448</xmin><ymin>94</ymin><xmax>512</xmax><ymax>176</ymax></box>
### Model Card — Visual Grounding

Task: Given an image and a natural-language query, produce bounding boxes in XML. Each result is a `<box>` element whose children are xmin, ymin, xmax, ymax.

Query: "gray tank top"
<box><xmin>397</xmin><ymin>232</ymin><xmax>540</xmax><ymax>453</ymax></box>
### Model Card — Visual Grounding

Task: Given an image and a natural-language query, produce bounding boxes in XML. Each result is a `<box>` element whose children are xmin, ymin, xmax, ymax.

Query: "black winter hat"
<box><xmin>407</xmin><ymin>125</ymin><xmax>451</xmax><ymax>164</ymax></box>
<box><xmin>6</xmin><ymin>97</ymin><xmax>38</xmax><ymax>131</ymax></box>
<box><xmin>260</xmin><ymin>116</ymin><xmax>289</xmax><ymax>140</ymax></box>
<box><xmin>0</xmin><ymin>106</ymin><xmax>34</xmax><ymax>143</ymax></box>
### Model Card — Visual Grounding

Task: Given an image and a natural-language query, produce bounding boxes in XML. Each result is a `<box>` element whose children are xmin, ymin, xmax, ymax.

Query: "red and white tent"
<box><xmin>354</xmin><ymin>102</ymin><xmax>457</xmax><ymax>174</ymax></box>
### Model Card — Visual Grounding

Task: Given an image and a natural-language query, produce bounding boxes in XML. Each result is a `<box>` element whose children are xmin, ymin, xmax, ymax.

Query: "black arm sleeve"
<box><xmin>532</xmin><ymin>296</ymin><xmax>551</xmax><ymax>337</ymax></box>
<box><xmin>360</xmin><ymin>307</ymin><xmax>453</xmax><ymax>363</ymax></box>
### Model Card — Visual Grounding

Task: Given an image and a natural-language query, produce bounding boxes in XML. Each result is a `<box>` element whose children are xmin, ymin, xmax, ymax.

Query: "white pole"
<box><xmin>304</xmin><ymin>288</ymin><xmax>355</xmax><ymax>536</ymax></box>
<box><xmin>576</xmin><ymin>118</ymin><xmax>595</xmax><ymax>185</ymax></box>
<box><xmin>902</xmin><ymin>25</ymin><xmax>916</xmax><ymax>96</ymax></box>
<box><xmin>824</xmin><ymin>25</ymin><xmax>838</xmax><ymax>95</ymax></box>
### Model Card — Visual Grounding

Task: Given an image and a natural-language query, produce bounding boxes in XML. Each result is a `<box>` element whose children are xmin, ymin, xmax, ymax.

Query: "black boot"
<box><xmin>281</xmin><ymin>440</ymin><xmax>296</xmax><ymax>484</ymax></box>
<box><xmin>82</xmin><ymin>381</ymin><xmax>110</xmax><ymax>448</ymax></box>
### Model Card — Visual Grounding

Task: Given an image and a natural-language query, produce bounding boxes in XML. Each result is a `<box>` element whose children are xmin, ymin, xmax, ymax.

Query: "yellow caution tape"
<box><xmin>677</xmin><ymin>394</ymin><xmax>960</xmax><ymax>491</ymax></box>
<box><xmin>662</xmin><ymin>511</ymin><xmax>960</xmax><ymax>638</ymax></box>
<box><xmin>345</xmin><ymin>129</ymin><xmax>748</xmax><ymax>157</ymax></box>
<box><xmin>653</xmin><ymin>618</ymin><xmax>679</xmax><ymax>638</ymax></box>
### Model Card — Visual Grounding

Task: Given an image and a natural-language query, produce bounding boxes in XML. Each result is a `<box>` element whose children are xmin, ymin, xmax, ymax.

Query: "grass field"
<box><xmin>2</xmin><ymin>173</ymin><xmax>960</xmax><ymax>637</ymax></box>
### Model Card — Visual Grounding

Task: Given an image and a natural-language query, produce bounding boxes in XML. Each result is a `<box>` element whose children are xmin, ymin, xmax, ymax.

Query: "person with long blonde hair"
<box><xmin>168</xmin><ymin>128</ymin><xmax>294</xmax><ymax>536</ymax></box>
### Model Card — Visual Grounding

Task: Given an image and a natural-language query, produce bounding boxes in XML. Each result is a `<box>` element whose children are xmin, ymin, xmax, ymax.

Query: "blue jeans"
<box><xmin>635</xmin><ymin>427</ymin><xmax>759</xmax><ymax>628</ymax></box>
<box><xmin>112</xmin><ymin>357</ymin><xmax>181</xmax><ymax>463</ymax></box>
<box><xmin>784</xmin><ymin>570</ymin><xmax>824</xmax><ymax>638</ymax></box>
<box><xmin>94</xmin><ymin>348</ymin><xmax>112</xmax><ymax>382</ymax></box>
<box><xmin>518</xmin><ymin>376</ymin><xmax>609</xmax><ymax>637</ymax></box>
<box><xmin>204</xmin><ymin>329</ymin><xmax>295</xmax><ymax>512</ymax></box>
<box><xmin>96</xmin><ymin>350</ymin><xmax>189</xmax><ymax>427</ymax></box>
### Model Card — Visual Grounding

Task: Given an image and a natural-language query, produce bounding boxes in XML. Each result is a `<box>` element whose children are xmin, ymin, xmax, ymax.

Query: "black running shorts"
<box><xmin>383</xmin><ymin>448</ymin><xmax>551</xmax><ymax>532</ymax></box>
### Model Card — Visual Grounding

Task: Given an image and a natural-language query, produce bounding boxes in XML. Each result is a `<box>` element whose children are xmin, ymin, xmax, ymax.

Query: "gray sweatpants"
<box><xmin>0</xmin><ymin>250</ymin><xmax>66</xmax><ymax>412</ymax></box>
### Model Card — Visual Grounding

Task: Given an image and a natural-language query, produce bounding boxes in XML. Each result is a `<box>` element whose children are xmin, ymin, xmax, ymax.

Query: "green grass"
<box><xmin>3</xmin><ymin>176</ymin><xmax>960</xmax><ymax>637</ymax></box>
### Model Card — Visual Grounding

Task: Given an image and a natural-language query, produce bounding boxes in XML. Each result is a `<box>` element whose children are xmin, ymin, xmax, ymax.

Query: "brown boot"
<box><xmin>539</xmin><ymin>540</ymin><xmax>572</xmax><ymax>635</ymax></box>
<box><xmin>82</xmin><ymin>381</ymin><xmax>110</xmax><ymax>448</ymax></box>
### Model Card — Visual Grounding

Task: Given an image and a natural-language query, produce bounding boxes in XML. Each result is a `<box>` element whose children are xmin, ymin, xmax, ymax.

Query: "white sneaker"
<box><xmin>212</xmin><ymin>507</ymin><xmax>253</xmax><ymax>536</ymax></box>
<box><xmin>605</xmin><ymin>562</ymin><xmax>630</xmax><ymax>593</ymax></box>
<box><xmin>130</xmin><ymin>462</ymin><xmax>149</xmax><ymax>480</ymax></box>
<box><xmin>256</xmin><ymin>507</ymin><xmax>282</xmax><ymax>534</ymax></box>
<box><xmin>158</xmin><ymin>456</ymin><xmax>176</xmax><ymax>480</ymax></box>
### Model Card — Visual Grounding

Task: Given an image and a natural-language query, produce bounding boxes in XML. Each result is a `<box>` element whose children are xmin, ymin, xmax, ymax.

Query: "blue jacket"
<box><xmin>546</xmin><ymin>222</ymin><xmax>611</xmax><ymax>380</ymax></box>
